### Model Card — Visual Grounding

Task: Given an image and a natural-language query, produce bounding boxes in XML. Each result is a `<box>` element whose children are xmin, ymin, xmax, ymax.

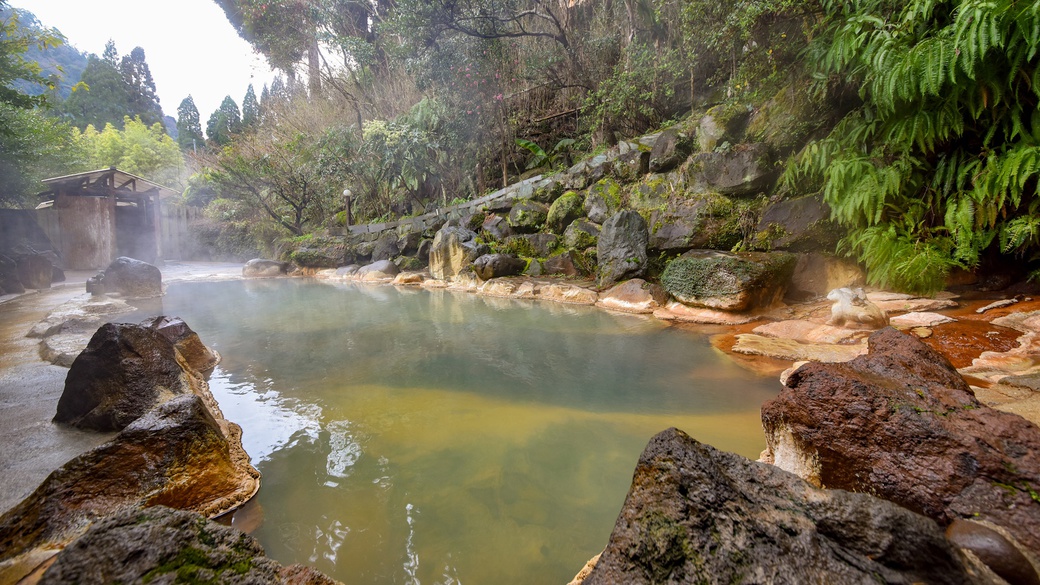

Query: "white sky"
<box><xmin>11</xmin><ymin>0</ymin><xmax>277</xmax><ymax>123</ymax></box>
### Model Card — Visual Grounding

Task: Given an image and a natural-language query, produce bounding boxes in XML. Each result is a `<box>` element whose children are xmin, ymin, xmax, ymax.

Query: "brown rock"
<box><xmin>732</xmin><ymin>333</ymin><xmax>867</xmax><ymax>362</ymax></box>
<box><xmin>787</xmin><ymin>253</ymin><xmax>864</xmax><ymax>299</ymax></box>
<box><xmin>584</xmin><ymin>428</ymin><xmax>988</xmax><ymax>585</ymax></box>
<box><xmin>55</xmin><ymin>322</ymin><xmax>203</xmax><ymax>431</ymax></box>
<box><xmin>762</xmin><ymin>328</ymin><xmax>1040</xmax><ymax>552</ymax></box>
<box><xmin>946</xmin><ymin>519</ymin><xmax>1040</xmax><ymax>585</ymax></box>
<box><xmin>428</xmin><ymin>227</ymin><xmax>487</xmax><ymax>281</ymax></box>
<box><xmin>0</xmin><ymin>395</ymin><xmax>260</xmax><ymax>579</ymax></box>
<box><xmin>653</xmin><ymin>301</ymin><xmax>761</xmax><ymax>325</ymax></box>
<box><xmin>16</xmin><ymin>253</ymin><xmax>53</xmax><ymax>290</ymax></box>
<box><xmin>142</xmin><ymin>316</ymin><xmax>220</xmax><ymax>373</ymax></box>
<box><xmin>596</xmin><ymin>279</ymin><xmax>668</xmax><ymax>314</ymax></box>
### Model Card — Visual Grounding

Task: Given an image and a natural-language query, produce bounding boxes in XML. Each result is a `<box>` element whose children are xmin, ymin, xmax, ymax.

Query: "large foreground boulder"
<box><xmin>54</xmin><ymin>321</ymin><xmax>208</xmax><ymax>432</ymax></box>
<box><xmin>762</xmin><ymin>328</ymin><xmax>1040</xmax><ymax>553</ymax></box>
<box><xmin>0</xmin><ymin>395</ymin><xmax>260</xmax><ymax>581</ymax></box>
<box><xmin>583</xmin><ymin>428</ymin><xmax>990</xmax><ymax>584</ymax></box>
<box><xmin>42</xmin><ymin>506</ymin><xmax>336</xmax><ymax>585</ymax></box>
<box><xmin>661</xmin><ymin>250</ymin><xmax>796</xmax><ymax>312</ymax></box>
<box><xmin>88</xmin><ymin>257</ymin><xmax>162</xmax><ymax>298</ymax></box>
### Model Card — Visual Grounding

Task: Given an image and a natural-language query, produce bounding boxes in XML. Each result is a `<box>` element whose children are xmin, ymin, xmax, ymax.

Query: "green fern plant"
<box><xmin>788</xmin><ymin>0</ymin><xmax>1040</xmax><ymax>294</ymax></box>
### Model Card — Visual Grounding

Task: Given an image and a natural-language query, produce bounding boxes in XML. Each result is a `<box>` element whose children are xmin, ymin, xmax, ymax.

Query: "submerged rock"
<box><xmin>42</xmin><ymin>506</ymin><xmax>337</xmax><ymax>585</ymax></box>
<box><xmin>583</xmin><ymin>428</ymin><xmax>988</xmax><ymax>584</ymax></box>
<box><xmin>762</xmin><ymin>327</ymin><xmax>1040</xmax><ymax>553</ymax></box>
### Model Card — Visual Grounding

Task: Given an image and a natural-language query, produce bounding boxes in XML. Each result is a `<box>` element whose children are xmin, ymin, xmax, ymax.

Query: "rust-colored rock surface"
<box><xmin>143</xmin><ymin>315</ymin><xmax>220</xmax><ymax>373</ymax></box>
<box><xmin>0</xmin><ymin>395</ymin><xmax>260</xmax><ymax>581</ymax></box>
<box><xmin>583</xmin><ymin>428</ymin><xmax>989</xmax><ymax>585</ymax></box>
<box><xmin>762</xmin><ymin>327</ymin><xmax>1040</xmax><ymax>552</ymax></box>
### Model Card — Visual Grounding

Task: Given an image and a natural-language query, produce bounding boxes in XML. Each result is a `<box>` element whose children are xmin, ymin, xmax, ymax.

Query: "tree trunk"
<box><xmin>308</xmin><ymin>37</ymin><xmax>321</xmax><ymax>96</ymax></box>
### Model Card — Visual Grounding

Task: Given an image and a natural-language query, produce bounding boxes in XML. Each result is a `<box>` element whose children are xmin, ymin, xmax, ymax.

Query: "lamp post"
<box><xmin>343</xmin><ymin>189</ymin><xmax>352</xmax><ymax>227</ymax></box>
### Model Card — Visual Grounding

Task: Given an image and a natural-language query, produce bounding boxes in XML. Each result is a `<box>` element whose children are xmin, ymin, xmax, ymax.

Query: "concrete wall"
<box><xmin>39</xmin><ymin>195</ymin><xmax>116</xmax><ymax>270</ymax></box>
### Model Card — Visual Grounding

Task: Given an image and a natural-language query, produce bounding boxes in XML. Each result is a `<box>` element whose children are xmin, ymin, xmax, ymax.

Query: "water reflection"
<box><xmin>152</xmin><ymin>279</ymin><xmax>779</xmax><ymax>584</ymax></box>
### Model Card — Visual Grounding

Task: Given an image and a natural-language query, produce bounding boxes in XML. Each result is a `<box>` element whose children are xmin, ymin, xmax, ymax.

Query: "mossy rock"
<box><xmin>546</xmin><ymin>191</ymin><xmax>585</xmax><ymax>234</ymax></box>
<box><xmin>507</xmin><ymin>200</ymin><xmax>549</xmax><ymax>233</ymax></box>
<box><xmin>563</xmin><ymin>219</ymin><xmax>601</xmax><ymax>250</ymax></box>
<box><xmin>746</xmin><ymin>77</ymin><xmax>837</xmax><ymax>156</ymax></box>
<box><xmin>587</xmin><ymin>178</ymin><xmax>625</xmax><ymax>213</ymax></box>
<box><xmin>396</xmin><ymin>255</ymin><xmax>427</xmax><ymax>271</ymax></box>
<box><xmin>530</xmin><ymin>179</ymin><xmax>566</xmax><ymax>204</ymax></box>
<box><xmin>502</xmin><ymin>233</ymin><xmax>558</xmax><ymax>258</ymax></box>
<box><xmin>286</xmin><ymin>235</ymin><xmax>347</xmax><ymax>268</ymax></box>
<box><xmin>630</xmin><ymin>173</ymin><xmax>683</xmax><ymax>211</ymax></box>
<box><xmin>698</xmin><ymin>102</ymin><xmax>752</xmax><ymax>152</ymax></box>
<box><xmin>660</xmin><ymin>250</ymin><xmax>796</xmax><ymax>312</ymax></box>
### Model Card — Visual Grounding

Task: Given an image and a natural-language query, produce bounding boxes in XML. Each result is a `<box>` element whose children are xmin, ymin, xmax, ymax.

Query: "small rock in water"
<box><xmin>910</xmin><ymin>327</ymin><xmax>933</xmax><ymax>338</ymax></box>
<box><xmin>945</xmin><ymin>519</ymin><xmax>1040</xmax><ymax>585</ymax></box>
<box><xmin>976</xmin><ymin>298</ymin><xmax>1020</xmax><ymax>314</ymax></box>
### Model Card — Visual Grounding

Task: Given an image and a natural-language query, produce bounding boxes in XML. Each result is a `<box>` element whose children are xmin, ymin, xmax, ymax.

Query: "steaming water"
<box><xmin>149</xmin><ymin>279</ymin><xmax>779</xmax><ymax>584</ymax></box>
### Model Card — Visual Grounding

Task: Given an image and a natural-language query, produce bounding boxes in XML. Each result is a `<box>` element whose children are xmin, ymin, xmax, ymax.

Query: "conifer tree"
<box><xmin>241</xmin><ymin>84</ymin><xmax>259</xmax><ymax>128</ymax></box>
<box><xmin>206</xmin><ymin>95</ymin><xmax>241</xmax><ymax>146</ymax></box>
<box><xmin>59</xmin><ymin>49</ymin><xmax>130</xmax><ymax>130</ymax></box>
<box><xmin>119</xmin><ymin>46</ymin><xmax>163</xmax><ymax>128</ymax></box>
<box><xmin>176</xmin><ymin>95</ymin><xmax>204</xmax><ymax>152</ymax></box>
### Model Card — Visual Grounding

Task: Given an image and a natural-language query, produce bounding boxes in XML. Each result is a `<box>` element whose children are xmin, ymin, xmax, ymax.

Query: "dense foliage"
<box><xmin>72</xmin><ymin>117</ymin><xmax>184</xmax><ymax>188</ymax></box>
<box><xmin>790</xmin><ymin>0</ymin><xmax>1040</xmax><ymax>292</ymax></box>
<box><xmin>0</xmin><ymin>3</ymin><xmax>72</xmax><ymax>206</ymax></box>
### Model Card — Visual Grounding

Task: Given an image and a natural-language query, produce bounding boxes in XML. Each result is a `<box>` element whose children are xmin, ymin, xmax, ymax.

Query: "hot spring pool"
<box><xmin>133</xmin><ymin>278</ymin><xmax>779</xmax><ymax>583</ymax></box>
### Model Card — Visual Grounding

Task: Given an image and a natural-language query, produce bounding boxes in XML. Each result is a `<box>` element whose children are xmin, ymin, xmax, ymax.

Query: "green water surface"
<box><xmin>151</xmin><ymin>279</ymin><xmax>779</xmax><ymax>584</ymax></box>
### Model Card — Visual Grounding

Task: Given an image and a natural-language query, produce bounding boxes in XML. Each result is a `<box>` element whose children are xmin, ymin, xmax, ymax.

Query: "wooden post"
<box><xmin>343</xmin><ymin>189</ymin><xmax>353</xmax><ymax>227</ymax></box>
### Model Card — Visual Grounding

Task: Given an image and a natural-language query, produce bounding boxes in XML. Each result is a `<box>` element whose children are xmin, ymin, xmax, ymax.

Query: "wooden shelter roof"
<box><xmin>40</xmin><ymin>167</ymin><xmax>179</xmax><ymax>200</ymax></box>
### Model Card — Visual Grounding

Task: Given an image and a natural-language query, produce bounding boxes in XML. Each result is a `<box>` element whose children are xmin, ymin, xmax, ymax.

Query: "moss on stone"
<box><xmin>546</xmin><ymin>191</ymin><xmax>585</xmax><ymax>233</ymax></box>
<box><xmin>397</xmin><ymin>256</ymin><xmax>426</xmax><ymax>271</ymax></box>
<box><xmin>501</xmin><ymin>237</ymin><xmax>539</xmax><ymax>258</ymax></box>
<box><xmin>661</xmin><ymin>253</ymin><xmax>795</xmax><ymax>300</ymax></box>
<box><xmin>588</xmin><ymin>178</ymin><xmax>625</xmax><ymax>211</ymax></box>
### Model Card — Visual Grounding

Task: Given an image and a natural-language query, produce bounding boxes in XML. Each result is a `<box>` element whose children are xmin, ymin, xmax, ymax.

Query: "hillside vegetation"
<box><xmin>3</xmin><ymin>0</ymin><xmax>1040</xmax><ymax>293</ymax></box>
